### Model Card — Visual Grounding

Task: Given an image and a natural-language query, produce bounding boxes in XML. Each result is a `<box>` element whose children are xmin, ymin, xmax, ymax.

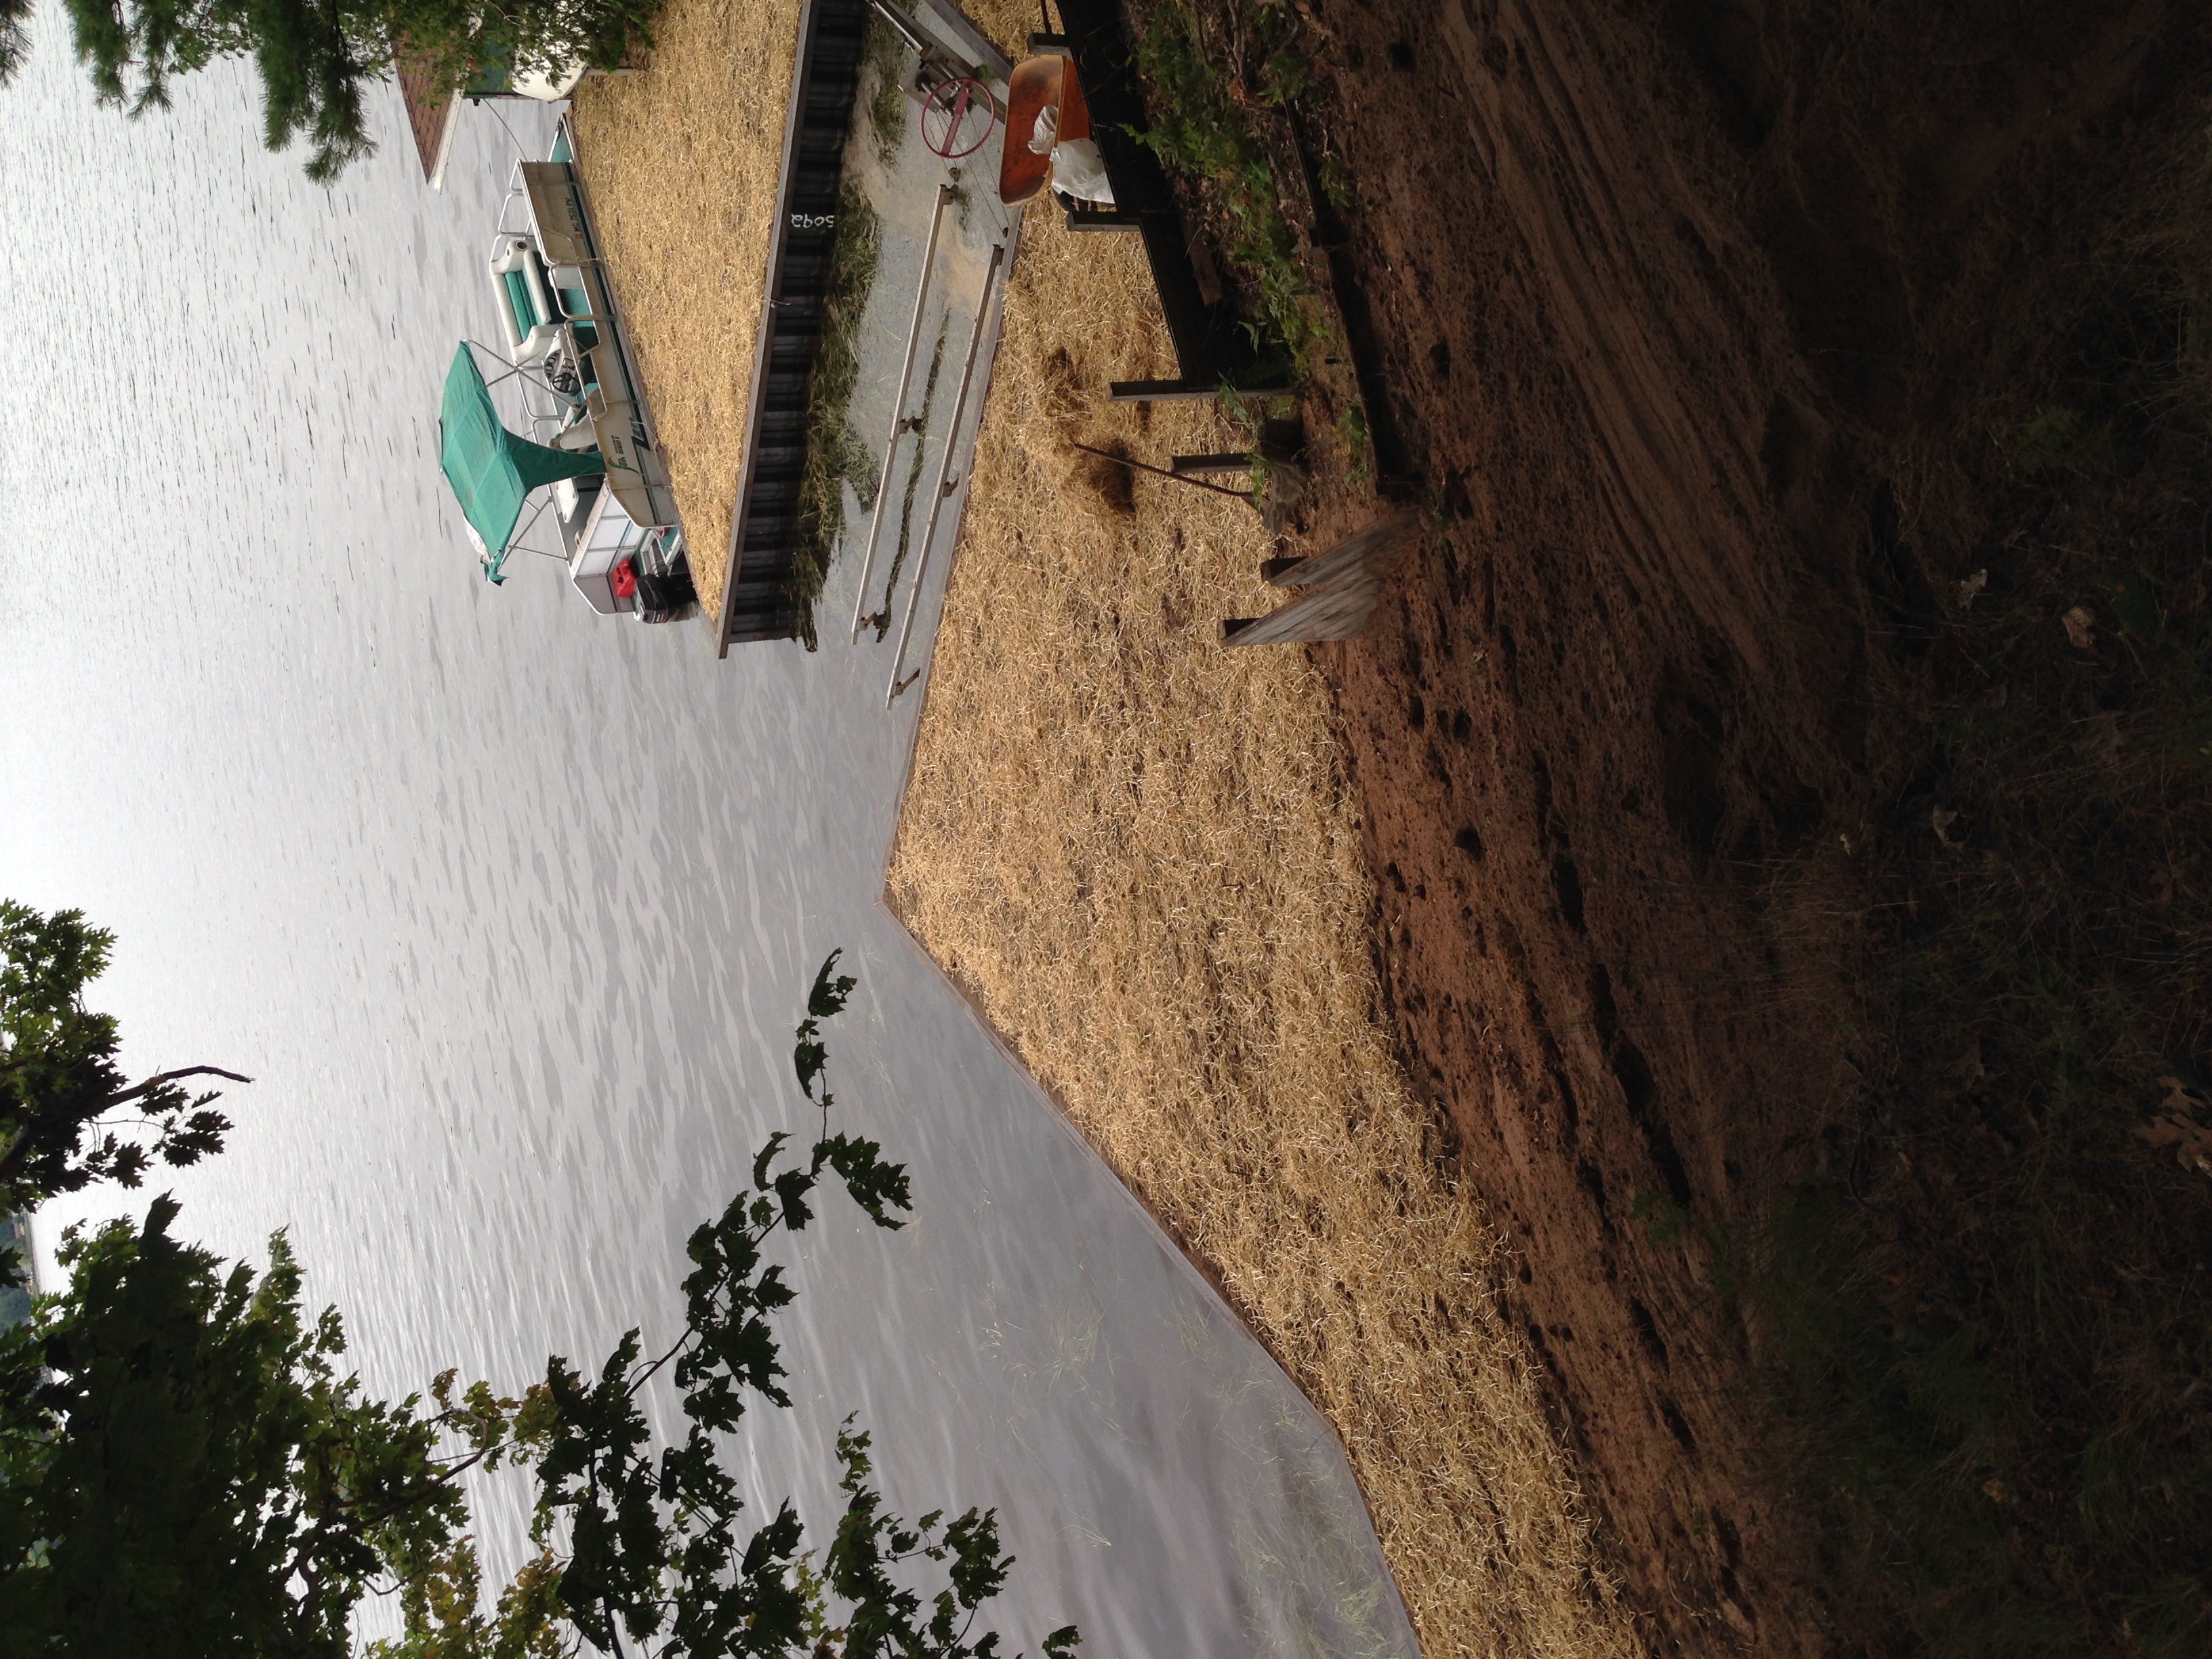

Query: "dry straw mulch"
<box><xmin>569</xmin><ymin>0</ymin><xmax>1635</xmax><ymax>1639</ymax></box>
<box><xmin>886</xmin><ymin>203</ymin><xmax>1639</xmax><ymax>1658</ymax></box>
<box><xmin>569</xmin><ymin>0</ymin><xmax>803</xmax><ymax>619</ymax></box>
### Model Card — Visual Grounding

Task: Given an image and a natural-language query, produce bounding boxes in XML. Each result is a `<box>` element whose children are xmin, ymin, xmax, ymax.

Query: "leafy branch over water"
<box><xmin>508</xmin><ymin>952</ymin><xmax>1040</xmax><ymax>1659</ymax></box>
<box><xmin>45</xmin><ymin>0</ymin><xmax>660</xmax><ymax>180</ymax></box>
<box><xmin>0</xmin><ymin>941</ymin><xmax>1077</xmax><ymax>1659</ymax></box>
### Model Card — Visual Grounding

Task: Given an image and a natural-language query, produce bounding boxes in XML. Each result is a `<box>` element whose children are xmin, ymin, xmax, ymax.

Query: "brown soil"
<box><xmin>1282</xmin><ymin>0</ymin><xmax>2212</xmax><ymax>1649</ymax></box>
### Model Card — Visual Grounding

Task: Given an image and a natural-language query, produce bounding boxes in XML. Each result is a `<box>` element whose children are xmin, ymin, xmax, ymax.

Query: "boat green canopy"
<box><xmin>438</xmin><ymin>344</ymin><xmax>602</xmax><ymax>564</ymax></box>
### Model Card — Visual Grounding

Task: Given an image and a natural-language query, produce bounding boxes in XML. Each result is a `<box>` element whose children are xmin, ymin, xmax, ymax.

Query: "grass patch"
<box><xmin>565</xmin><ymin>0</ymin><xmax>805</xmax><ymax>621</ymax></box>
<box><xmin>863</xmin><ymin>318</ymin><xmax>948</xmax><ymax>641</ymax></box>
<box><xmin>1336</xmin><ymin>398</ymin><xmax>1370</xmax><ymax>485</ymax></box>
<box><xmin>1731</xmin><ymin>115</ymin><xmax>2212</xmax><ymax>1656</ymax></box>
<box><xmin>790</xmin><ymin>180</ymin><xmax>884</xmax><ymax>648</ymax></box>
<box><xmin>863</xmin><ymin>11</ymin><xmax>907</xmax><ymax>167</ymax></box>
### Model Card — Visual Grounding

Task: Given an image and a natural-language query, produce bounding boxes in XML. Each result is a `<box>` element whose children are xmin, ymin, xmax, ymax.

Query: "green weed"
<box><xmin>1338</xmin><ymin>399</ymin><xmax>1371</xmax><ymax>484</ymax></box>
<box><xmin>1631</xmin><ymin>1191</ymin><xmax>1746</xmax><ymax>1308</ymax></box>
<box><xmin>863</xmin><ymin>15</ymin><xmax>908</xmax><ymax>168</ymax></box>
<box><xmin>1130</xmin><ymin>0</ymin><xmax>1329</xmax><ymax>378</ymax></box>
<box><xmin>1215</xmin><ymin>382</ymin><xmax>1295</xmax><ymax>430</ymax></box>
<box><xmin>2013</xmin><ymin>405</ymin><xmax>2114</xmax><ymax>476</ymax></box>
<box><xmin>867</xmin><ymin>319</ymin><xmax>949</xmax><ymax>642</ymax></box>
<box><xmin>1317</xmin><ymin>142</ymin><xmax>1353</xmax><ymax>212</ymax></box>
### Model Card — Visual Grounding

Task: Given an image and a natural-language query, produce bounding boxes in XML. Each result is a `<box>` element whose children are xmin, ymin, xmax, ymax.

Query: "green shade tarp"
<box><xmin>439</xmin><ymin>344</ymin><xmax>602</xmax><ymax>554</ymax></box>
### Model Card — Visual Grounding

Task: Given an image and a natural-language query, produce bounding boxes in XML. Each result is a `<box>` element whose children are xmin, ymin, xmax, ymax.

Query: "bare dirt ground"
<box><xmin>1283</xmin><ymin>0</ymin><xmax>2212</xmax><ymax>1648</ymax></box>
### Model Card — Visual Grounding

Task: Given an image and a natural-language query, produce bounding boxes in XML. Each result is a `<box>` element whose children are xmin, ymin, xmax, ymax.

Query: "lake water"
<box><xmin>0</xmin><ymin>20</ymin><xmax>1416</xmax><ymax>1659</ymax></box>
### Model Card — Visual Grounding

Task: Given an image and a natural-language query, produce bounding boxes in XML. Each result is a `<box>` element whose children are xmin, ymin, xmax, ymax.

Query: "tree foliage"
<box><xmin>49</xmin><ymin>0</ymin><xmax>663</xmax><ymax>180</ymax></box>
<box><xmin>0</xmin><ymin>899</ymin><xmax>241</xmax><ymax>1216</ymax></box>
<box><xmin>0</xmin><ymin>1194</ymin><xmax>509</xmax><ymax>1658</ymax></box>
<box><xmin>0</xmin><ymin>0</ymin><xmax>31</xmax><ymax>85</ymax></box>
<box><xmin>0</xmin><ymin>951</ymin><xmax>1080</xmax><ymax>1659</ymax></box>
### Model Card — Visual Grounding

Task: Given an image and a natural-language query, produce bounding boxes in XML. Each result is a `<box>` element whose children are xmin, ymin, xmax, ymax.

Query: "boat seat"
<box><xmin>489</xmin><ymin>235</ymin><xmax>563</xmax><ymax>367</ymax></box>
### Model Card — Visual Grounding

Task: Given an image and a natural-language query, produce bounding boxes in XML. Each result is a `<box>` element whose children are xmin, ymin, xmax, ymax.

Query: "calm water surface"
<box><xmin>0</xmin><ymin>26</ymin><xmax>1416</xmax><ymax>1659</ymax></box>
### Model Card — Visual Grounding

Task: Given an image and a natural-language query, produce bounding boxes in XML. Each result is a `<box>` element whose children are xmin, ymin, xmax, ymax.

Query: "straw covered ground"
<box><xmin>567</xmin><ymin>0</ymin><xmax>1638</xmax><ymax>1642</ymax></box>
<box><xmin>884</xmin><ymin>201</ymin><xmax>1636</xmax><ymax>1656</ymax></box>
<box><xmin>568</xmin><ymin>0</ymin><xmax>802</xmax><ymax>619</ymax></box>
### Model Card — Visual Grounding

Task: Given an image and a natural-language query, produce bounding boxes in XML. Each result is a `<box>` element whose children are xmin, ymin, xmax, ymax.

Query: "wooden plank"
<box><xmin>1109</xmin><ymin>379</ymin><xmax>1221</xmax><ymax>403</ymax></box>
<box><xmin>1109</xmin><ymin>380</ymin><xmax>1293</xmax><ymax>403</ymax></box>
<box><xmin>716</xmin><ymin>0</ymin><xmax>871</xmax><ymax>655</ymax></box>
<box><xmin>1170</xmin><ymin>451</ymin><xmax>1252</xmax><ymax>474</ymax></box>
<box><xmin>1269</xmin><ymin>512</ymin><xmax>1416</xmax><ymax>587</ymax></box>
<box><xmin>1222</xmin><ymin>512</ymin><xmax>1417</xmax><ymax>645</ymax></box>
<box><xmin>1222</xmin><ymin>573</ymin><xmax>1384</xmax><ymax>644</ymax></box>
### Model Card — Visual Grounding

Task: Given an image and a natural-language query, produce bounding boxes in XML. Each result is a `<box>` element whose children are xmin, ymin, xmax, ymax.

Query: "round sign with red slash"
<box><xmin>920</xmin><ymin>75</ymin><xmax>996</xmax><ymax>159</ymax></box>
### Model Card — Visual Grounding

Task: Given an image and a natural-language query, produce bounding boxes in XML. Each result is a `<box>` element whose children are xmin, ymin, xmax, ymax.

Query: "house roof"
<box><xmin>397</xmin><ymin>53</ymin><xmax>457</xmax><ymax>181</ymax></box>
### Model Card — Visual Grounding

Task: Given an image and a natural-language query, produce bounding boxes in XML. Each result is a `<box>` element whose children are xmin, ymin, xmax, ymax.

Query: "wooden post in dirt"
<box><xmin>1221</xmin><ymin>513</ymin><xmax>1417</xmax><ymax>646</ymax></box>
<box><xmin>1064</xmin><ymin>209</ymin><xmax>1145</xmax><ymax>232</ymax></box>
<box><xmin>1108</xmin><ymin>380</ymin><xmax>1236</xmax><ymax>403</ymax></box>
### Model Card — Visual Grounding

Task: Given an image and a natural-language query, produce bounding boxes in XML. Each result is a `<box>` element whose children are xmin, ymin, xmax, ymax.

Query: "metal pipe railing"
<box><xmin>886</xmin><ymin>240</ymin><xmax>1006</xmax><ymax>708</ymax></box>
<box><xmin>851</xmin><ymin>183</ymin><xmax>954</xmax><ymax>643</ymax></box>
<box><xmin>864</xmin><ymin>0</ymin><xmax>935</xmax><ymax>57</ymax></box>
